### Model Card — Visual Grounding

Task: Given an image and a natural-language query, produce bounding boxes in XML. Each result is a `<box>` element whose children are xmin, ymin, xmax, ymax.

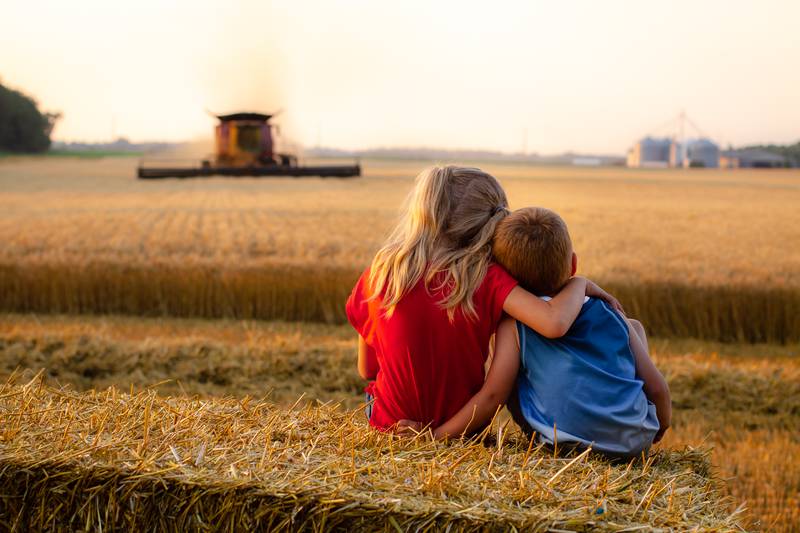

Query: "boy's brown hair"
<box><xmin>492</xmin><ymin>207</ymin><xmax>573</xmax><ymax>296</ymax></box>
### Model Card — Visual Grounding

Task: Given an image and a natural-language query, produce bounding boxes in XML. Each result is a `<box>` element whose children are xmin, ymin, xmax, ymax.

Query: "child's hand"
<box><xmin>394</xmin><ymin>419</ymin><xmax>424</xmax><ymax>435</ymax></box>
<box><xmin>653</xmin><ymin>422</ymin><xmax>670</xmax><ymax>443</ymax></box>
<box><xmin>584</xmin><ymin>279</ymin><xmax>624</xmax><ymax>314</ymax></box>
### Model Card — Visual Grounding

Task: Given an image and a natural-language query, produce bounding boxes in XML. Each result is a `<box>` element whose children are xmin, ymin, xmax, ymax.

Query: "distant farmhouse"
<box><xmin>626</xmin><ymin>112</ymin><xmax>791</xmax><ymax>169</ymax></box>
<box><xmin>719</xmin><ymin>148</ymin><xmax>789</xmax><ymax>169</ymax></box>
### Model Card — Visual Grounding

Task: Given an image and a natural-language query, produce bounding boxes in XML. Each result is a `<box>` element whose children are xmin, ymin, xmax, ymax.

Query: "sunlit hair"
<box><xmin>368</xmin><ymin>165</ymin><xmax>509</xmax><ymax>320</ymax></box>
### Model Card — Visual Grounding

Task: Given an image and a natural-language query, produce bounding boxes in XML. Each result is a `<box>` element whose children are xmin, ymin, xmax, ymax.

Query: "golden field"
<box><xmin>2</xmin><ymin>157</ymin><xmax>799</xmax><ymax>285</ymax></box>
<box><xmin>1</xmin><ymin>314</ymin><xmax>798</xmax><ymax>530</ymax></box>
<box><xmin>1</xmin><ymin>157</ymin><xmax>799</xmax><ymax>341</ymax></box>
<box><xmin>0</xmin><ymin>156</ymin><xmax>799</xmax><ymax>529</ymax></box>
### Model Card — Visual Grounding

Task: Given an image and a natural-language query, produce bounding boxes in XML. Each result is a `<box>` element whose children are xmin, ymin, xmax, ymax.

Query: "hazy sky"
<box><xmin>2</xmin><ymin>0</ymin><xmax>798</xmax><ymax>153</ymax></box>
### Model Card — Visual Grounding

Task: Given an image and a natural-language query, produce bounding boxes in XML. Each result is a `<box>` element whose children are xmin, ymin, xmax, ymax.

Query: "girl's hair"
<box><xmin>368</xmin><ymin>165</ymin><xmax>509</xmax><ymax>320</ymax></box>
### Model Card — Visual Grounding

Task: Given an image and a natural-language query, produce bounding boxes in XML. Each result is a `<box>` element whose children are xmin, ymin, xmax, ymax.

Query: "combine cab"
<box><xmin>137</xmin><ymin>112</ymin><xmax>360</xmax><ymax>179</ymax></box>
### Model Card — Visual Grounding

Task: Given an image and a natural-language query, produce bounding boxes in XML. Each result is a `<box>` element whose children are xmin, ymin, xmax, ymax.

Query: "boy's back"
<box><xmin>515</xmin><ymin>296</ymin><xmax>659</xmax><ymax>457</ymax></box>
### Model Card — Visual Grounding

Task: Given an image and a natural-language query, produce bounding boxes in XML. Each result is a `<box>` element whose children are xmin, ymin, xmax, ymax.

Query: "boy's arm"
<box><xmin>626</xmin><ymin>319</ymin><xmax>671</xmax><ymax>442</ymax></box>
<box><xmin>502</xmin><ymin>277</ymin><xmax>587</xmax><ymax>338</ymax></box>
<box><xmin>432</xmin><ymin>317</ymin><xmax>520</xmax><ymax>439</ymax></box>
<box><xmin>357</xmin><ymin>335</ymin><xmax>379</xmax><ymax>380</ymax></box>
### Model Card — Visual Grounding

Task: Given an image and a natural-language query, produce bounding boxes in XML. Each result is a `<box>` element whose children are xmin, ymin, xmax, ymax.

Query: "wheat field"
<box><xmin>1</xmin><ymin>156</ymin><xmax>799</xmax><ymax>529</ymax></box>
<box><xmin>2</xmin><ymin>157</ymin><xmax>799</xmax><ymax>284</ymax></box>
<box><xmin>1</xmin><ymin>157</ymin><xmax>799</xmax><ymax>342</ymax></box>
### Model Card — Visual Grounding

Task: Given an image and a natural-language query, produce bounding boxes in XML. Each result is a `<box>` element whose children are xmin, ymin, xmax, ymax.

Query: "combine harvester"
<box><xmin>137</xmin><ymin>112</ymin><xmax>360</xmax><ymax>179</ymax></box>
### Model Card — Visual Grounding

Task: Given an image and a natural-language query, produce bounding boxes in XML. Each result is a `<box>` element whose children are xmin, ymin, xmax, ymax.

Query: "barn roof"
<box><xmin>721</xmin><ymin>149</ymin><xmax>787</xmax><ymax>163</ymax></box>
<box><xmin>216</xmin><ymin>112</ymin><xmax>272</xmax><ymax>123</ymax></box>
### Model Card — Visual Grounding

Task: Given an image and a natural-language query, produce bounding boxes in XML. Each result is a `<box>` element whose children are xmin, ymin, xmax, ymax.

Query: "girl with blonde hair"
<box><xmin>346</xmin><ymin>165</ymin><xmax>620</xmax><ymax>436</ymax></box>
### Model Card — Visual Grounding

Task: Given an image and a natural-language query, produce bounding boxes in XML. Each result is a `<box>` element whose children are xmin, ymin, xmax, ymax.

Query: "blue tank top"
<box><xmin>516</xmin><ymin>297</ymin><xmax>659</xmax><ymax>456</ymax></box>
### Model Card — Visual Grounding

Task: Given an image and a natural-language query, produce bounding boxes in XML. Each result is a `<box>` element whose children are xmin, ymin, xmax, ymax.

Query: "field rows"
<box><xmin>2</xmin><ymin>159</ymin><xmax>800</xmax><ymax>342</ymax></box>
<box><xmin>1</xmin><ymin>314</ymin><xmax>798</xmax><ymax>530</ymax></box>
<box><xmin>1</xmin><ymin>159</ymin><xmax>799</xmax><ymax>288</ymax></box>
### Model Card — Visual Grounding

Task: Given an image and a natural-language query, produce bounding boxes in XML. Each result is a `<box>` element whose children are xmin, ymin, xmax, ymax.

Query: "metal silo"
<box><xmin>638</xmin><ymin>137</ymin><xmax>671</xmax><ymax>166</ymax></box>
<box><xmin>686</xmin><ymin>138</ymin><xmax>720</xmax><ymax>168</ymax></box>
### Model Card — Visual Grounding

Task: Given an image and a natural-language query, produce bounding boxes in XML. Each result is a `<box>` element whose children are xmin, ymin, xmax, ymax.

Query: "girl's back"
<box><xmin>346</xmin><ymin>165</ymin><xmax>513</xmax><ymax>430</ymax></box>
<box><xmin>346</xmin><ymin>263</ymin><xmax>516</xmax><ymax>429</ymax></box>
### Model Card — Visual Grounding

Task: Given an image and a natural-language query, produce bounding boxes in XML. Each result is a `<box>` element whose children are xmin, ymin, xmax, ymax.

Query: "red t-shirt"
<box><xmin>345</xmin><ymin>263</ymin><xmax>518</xmax><ymax>430</ymax></box>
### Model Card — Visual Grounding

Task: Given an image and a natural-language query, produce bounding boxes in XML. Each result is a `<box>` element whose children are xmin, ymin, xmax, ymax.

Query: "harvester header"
<box><xmin>137</xmin><ymin>112</ymin><xmax>360</xmax><ymax>179</ymax></box>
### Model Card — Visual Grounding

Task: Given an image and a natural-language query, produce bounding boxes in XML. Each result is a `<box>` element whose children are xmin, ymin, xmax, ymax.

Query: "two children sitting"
<box><xmin>347</xmin><ymin>166</ymin><xmax>671</xmax><ymax>459</ymax></box>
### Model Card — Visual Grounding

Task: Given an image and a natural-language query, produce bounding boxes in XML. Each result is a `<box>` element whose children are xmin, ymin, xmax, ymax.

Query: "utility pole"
<box><xmin>521</xmin><ymin>127</ymin><xmax>528</xmax><ymax>156</ymax></box>
<box><xmin>679</xmin><ymin>109</ymin><xmax>687</xmax><ymax>167</ymax></box>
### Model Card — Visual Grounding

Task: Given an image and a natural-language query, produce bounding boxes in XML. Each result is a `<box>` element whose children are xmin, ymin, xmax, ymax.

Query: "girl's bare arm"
<box><xmin>503</xmin><ymin>277</ymin><xmax>624</xmax><ymax>339</ymax></box>
<box><xmin>433</xmin><ymin>317</ymin><xmax>520</xmax><ymax>439</ymax></box>
<box><xmin>357</xmin><ymin>335</ymin><xmax>379</xmax><ymax>380</ymax></box>
<box><xmin>502</xmin><ymin>277</ymin><xmax>588</xmax><ymax>338</ymax></box>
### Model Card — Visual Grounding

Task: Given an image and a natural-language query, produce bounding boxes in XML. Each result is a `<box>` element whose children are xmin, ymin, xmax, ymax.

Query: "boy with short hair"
<box><xmin>492</xmin><ymin>207</ymin><xmax>671</xmax><ymax>458</ymax></box>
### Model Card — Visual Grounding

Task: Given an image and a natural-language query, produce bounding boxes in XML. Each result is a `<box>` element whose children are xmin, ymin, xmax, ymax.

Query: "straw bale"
<box><xmin>0</xmin><ymin>374</ymin><xmax>743</xmax><ymax>532</ymax></box>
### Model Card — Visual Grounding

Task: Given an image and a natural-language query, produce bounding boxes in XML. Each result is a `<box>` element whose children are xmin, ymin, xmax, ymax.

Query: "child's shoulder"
<box><xmin>484</xmin><ymin>261</ymin><xmax>517</xmax><ymax>288</ymax></box>
<box><xmin>519</xmin><ymin>296</ymin><xmax>627</xmax><ymax>347</ymax></box>
<box><xmin>487</xmin><ymin>261</ymin><xmax>511</xmax><ymax>276</ymax></box>
<box><xmin>580</xmin><ymin>297</ymin><xmax>627</xmax><ymax>331</ymax></box>
<box><xmin>516</xmin><ymin>296</ymin><xmax>596</xmax><ymax>337</ymax></box>
<box><xmin>478</xmin><ymin>262</ymin><xmax>518</xmax><ymax>313</ymax></box>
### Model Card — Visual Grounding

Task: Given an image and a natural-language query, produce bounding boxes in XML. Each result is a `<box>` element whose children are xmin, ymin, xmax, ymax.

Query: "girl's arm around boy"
<box><xmin>503</xmin><ymin>276</ymin><xmax>623</xmax><ymax>339</ymax></box>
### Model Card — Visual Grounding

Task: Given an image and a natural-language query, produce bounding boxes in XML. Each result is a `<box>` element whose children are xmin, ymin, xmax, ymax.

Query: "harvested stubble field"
<box><xmin>1</xmin><ymin>157</ymin><xmax>799</xmax><ymax>342</ymax></box>
<box><xmin>0</xmin><ymin>373</ymin><xmax>741</xmax><ymax>532</ymax></box>
<box><xmin>1</xmin><ymin>314</ymin><xmax>798</xmax><ymax>530</ymax></box>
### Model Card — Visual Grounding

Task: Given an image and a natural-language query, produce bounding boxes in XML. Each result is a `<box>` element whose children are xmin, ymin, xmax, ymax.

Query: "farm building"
<box><xmin>627</xmin><ymin>136</ymin><xmax>720</xmax><ymax>168</ymax></box>
<box><xmin>670</xmin><ymin>138</ymin><xmax>720</xmax><ymax>168</ymax></box>
<box><xmin>720</xmin><ymin>148</ymin><xmax>789</xmax><ymax>168</ymax></box>
<box><xmin>626</xmin><ymin>137</ymin><xmax>672</xmax><ymax>167</ymax></box>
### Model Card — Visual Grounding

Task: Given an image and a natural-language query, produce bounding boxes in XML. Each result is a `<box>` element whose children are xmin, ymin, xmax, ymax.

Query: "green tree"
<box><xmin>0</xmin><ymin>82</ymin><xmax>60</xmax><ymax>153</ymax></box>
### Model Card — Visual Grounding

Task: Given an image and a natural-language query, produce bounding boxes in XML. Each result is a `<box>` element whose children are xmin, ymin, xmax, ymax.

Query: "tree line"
<box><xmin>0</xmin><ymin>82</ymin><xmax>60</xmax><ymax>153</ymax></box>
